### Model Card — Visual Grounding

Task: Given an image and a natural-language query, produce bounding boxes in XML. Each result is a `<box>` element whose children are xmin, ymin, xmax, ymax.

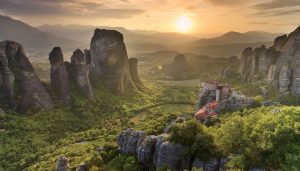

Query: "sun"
<box><xmin>176</xmin><ymin>16</ymin><xmax>192</xmax><ymax>33</ymax></box>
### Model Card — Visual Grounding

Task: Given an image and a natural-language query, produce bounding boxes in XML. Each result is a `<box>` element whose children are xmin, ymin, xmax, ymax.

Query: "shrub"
<box><xmin>225</xmin><ymin>154</ymin><xmax>246</xmax><ymax>170</ymax></box>
<box><xmin>170</xmin><ymin>119</ymin><xmax>202</xmax><ymax>146</ymax></box>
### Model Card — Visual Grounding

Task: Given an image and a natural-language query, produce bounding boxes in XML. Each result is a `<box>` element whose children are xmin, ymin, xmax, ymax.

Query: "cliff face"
<box><xmin>90</xmin><ymin>29</ymin><xmax>142</xmax><ymax>95</ymax></box>
<box><xmin>49</xmin><ymin>47</ymin><xmax>72</xmax><ymax>105</ymax></box>
<box><xmin>162</xmin><ymin>53</ymin><xmax>191</xmax><ymax>79</ymax></box>
<box><xmin>0</xmin><ymin>41</ymin><xmax>54</xmax><ymax>113</ymax></box>
<box><xmin>239</xmin><ymin>26</ymin><xmax>300</xmax><ymax>96</ymax></box>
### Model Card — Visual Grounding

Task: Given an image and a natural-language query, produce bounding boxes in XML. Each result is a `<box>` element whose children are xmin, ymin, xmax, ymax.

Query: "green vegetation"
<box><xmin>0</xmin><ymin>81</ymin><xmax>196</xmax><ymax>171</ymax></box>
<box><xmin>1</xmin><ymin>68</ymin><xmax>300</xmax><ymax>171</ymax></box>
<box><xmin>167</xmin><ymin>106</ymin><xmax>300</xmax><ymax>170</ymax></box>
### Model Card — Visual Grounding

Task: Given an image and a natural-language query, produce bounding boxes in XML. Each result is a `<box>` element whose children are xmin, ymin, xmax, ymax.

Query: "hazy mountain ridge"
<box><xmin>190</xmin><ymin>30</ymin><xmax>283</xmax><ymax>46</ymax></box>
<box><xmin>0</xmin><ymin>15</ymin><xmax>81</xmax><ymax>51</ymax></box>
<box><xmin>0</xmin><ymin>15</ymin><xmax>282</xmax><ymax>60</ymax></box>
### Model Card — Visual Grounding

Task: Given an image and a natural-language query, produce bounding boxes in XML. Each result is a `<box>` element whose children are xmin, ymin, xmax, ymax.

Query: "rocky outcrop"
<box><xmin>90</xmin><ymin>29</ymin><xmax>138</xmax><ymax>95</ymax></box>
<box><xmin>239</xmin><ymin>26</ymin><xmax>300</xmax><ymax>96</ymax></box>
<box><xmin>222</xmin><ymin>56</ymin><xmax>240</xmax><ymax>79</ymax></box>
<box><xmin>128</xmin><ymin>58</ymin><xmax>144</xmax><ymax>91</ymax></box>
<box><xmin>70</xmin><ymin>49</ymin><xmax>94</xmax><ymax>99</ymax></box>
<box><xmin>84</xmin><ymin>49</ymin><xmax>93</xmax><ymax>73</ymax></box>
<box><xmin>239</xmin><ymin>46</ymin><xmax>278</xmax><ymax>82</ymax></box>
<box><xmin>49</xmin><ymin>47</ymin><xmax>71</xmax><ymax>105</ymax></box>
<box><xmin>163</xmin><ymin>54</ymin><xmax>191</xmax><ymax>78</ymax></box>
<box><xmin>137</xmin><ymin>135</ymin><xmax>157</xmax><ymax>165</ymax></box>
<box><xmin>76</xmin><ymin>163</ymin><xmax>88</xmax><ymax>171</ymax></box>
<box><xmin>0</xmin><ymin>41</ymin><xmax>53</xmax><ymax>113</ymax></box>
<box><xmin>117</xmin><ymin>129</ymin><xmax>227</xmax><ymax>171</ymax></box>
<box><xmin>117</xmin><ymin>128</ymin><xmax>146</xmax><ymax>155</ymax></box>
<box><xmin>56</xmin><ymin>156</ymin><xmax>68</xmax><ymax>171</ymax></box>
<box><xmin>156</xmin><ymin>141</ymin><xmax>188</xmax><ymax>170</ymax></box>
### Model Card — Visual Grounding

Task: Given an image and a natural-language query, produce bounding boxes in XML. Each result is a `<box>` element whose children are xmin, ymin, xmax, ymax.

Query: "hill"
<box><xmin>172</xmin><ymin>31</ymin><xmax>282</xmax><ymax>58</ymax></box>
<box><xmin>190</xmin><ymin>30</ymin><xmax>282</xmax><ymax>46</ymax></box>
<box><xmin>37</xmin><ymin>24</ymin><xmax>198</xmax><ymax>55</ymax></box>
<box><xmin>0</xmin><ymin>15</ymin><xmax>81</xmax><ymax>51</ymax></box>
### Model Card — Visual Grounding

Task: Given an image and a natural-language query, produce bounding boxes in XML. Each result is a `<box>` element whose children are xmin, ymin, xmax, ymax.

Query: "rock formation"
<box><xmin>49</xmin><ymin>47</ymin><xmax>71</xmax><ymax>105</ymax></box>
<box><xmin>76</xmin><ymin>163</ymin><xmax>88</xmax><ymax>171</ymax></box>
<box><xmin>163</xmin><ymin>54</ymin><xmax>191</xmax><ymax>78</ymax></box>
<box><xmin>70</xmin><ymin>49</ymin><xmax>94</xmax><ymax>99</ymax></box>
<box><xmin>84</xmin><ymin>49</ymin><xmax>93</xmax><ymax>73</ymax></box>
<box><xmin>128</xmin><ymin>58</ymin><xmax>145</xmax><ymax>91</ymax></box>
<box><xmin>56</xmin><ymin>156</ymin><xmax>68</xmax><ymax>171</ymax></box>
<box><xmin>156</xmin><ymin>141</ymin><xmax>188</xmax><ymax>170</ymax></box>
<box><xmin>137</xmin><ymin>135</ymin><xmax>157</xmax><ymax>165</ymax></box>
<box><xmin>239</xmin><ymin>46</ymin><xmax>278</xmax><ymax>82</ymax></box>
<box><xmin>239</xmin><ymin>26</ymin><xmax>300</xmax><ymax>96</ymax></box>
<box><xmin>117</xmin><ymin>128</ymin><xmax>146</xmax><ymax>155</ymax></box>
<box><xmin>117</xmin><ymin>128</ymin><xmax>227</xmax><ymax>171</ymax></box>
<box><xmin>221</xmin><ymin>56</ymin><xmax>240</xmax><ymax>79</ymax></box>
<box><xmin>90</xmin><ymin>29</ymin><xmax>138</xmax><ymax>95</ymax></box>
<box><xmin>0</xmin><ymin>41</ymin><xmax>53</xmax><ymax>113</ymax></box>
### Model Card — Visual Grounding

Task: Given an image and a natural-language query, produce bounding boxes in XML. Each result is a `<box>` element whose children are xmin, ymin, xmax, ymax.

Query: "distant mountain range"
<box><xmin>0</xmin><ymin>15</ymin><xmax>284</xmax><ymax>60</ymax></box>
<box><xmin>189</xmin><ymin>31</ymin><xmax>283</xmax><ymax>45</ymax></box>
<box><xmin>0</xmin><ymin>15</ymin><xmax>81</xmax><ymax>51</ymax></box>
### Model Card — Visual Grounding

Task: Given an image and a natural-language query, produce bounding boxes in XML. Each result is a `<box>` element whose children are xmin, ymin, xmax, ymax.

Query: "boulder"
<box><xmin>49</xmin><ymin>47</ymin><xmax>71</xmax><ymax>105</ymax></box>
<box><xmin>192</xmin><ymin>158</ymin><xmax>205</xmax><ymax>169</ymax></box>
<box><xmin>155</xmin><ymin>141</ymin><xmax>187</xmax><ymax>170</ymax></box>
<box><xmin>153</xmin><ymin>134</ymin><xmax>169</xmax><ymax>166</ymax></box>
<box><xmin>70</xmin><ymin>49</ymin><xmax>94</xmax><ymax>99</ymax></box>
<box><xmin>204</xmin><ymin>158</ymin><xmax>219</xmax><ymax>171</ymax></box>
<box><xmin>117</xmin><ymin>128</ymin><xmax>146</xmax><ymax>154</ymax></box>
<box><xmin>76</xmin><ymin>163</ymin><xmax>88</xmax><ymax>171</ymax></box>
<box><xmin>261</xmin><ymin>100</ymin><xmax>280</xmax><ymax>107</ymax></box>
<box><xmin>0</xmin><ymin>41</ymin><xmax>53</xmax><ymax>113</ymax></box>
<box><xmin>193</xmin><ymin>158</ymin><xmax>228</xmax><ymax>171</ymax></box>
<box><xmin>56</xmin><ymin>156</ymin><xmax>68</xmax><ymax>171</ymax></box>
<box><xmin>137</xmin><ymin>135</ymin><xmax>157</xmax><ymax>164</ymax></box>
<box><xmin>90</xmin><ymin>29</ymin><xmax>137</xmax><ymax>95</ymax></box>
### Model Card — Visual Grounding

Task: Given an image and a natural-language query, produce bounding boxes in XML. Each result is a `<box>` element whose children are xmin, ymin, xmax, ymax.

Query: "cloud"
<box><xmin>0</xmin><ymin>0</ymin><xmax>145</xmax><ymax>18</ymax></box>
<box><xmin>120</xmin><ymin>0</ymin><xmax>130</xmax><ymax>3</ymax></box>
<box><xmin>248</xmin><ymin>21</ymin><xmax>271</xmax><ymax>25</ymax></box>
<box><xmin>248</xmin><ymin>21</ymin><xmax>299</xmax><ymax>27</ymax></box>
<box><xmin>254</xmin><ymin>0</ymin><xmax>300</xmax><ymax>10</ymax></box>
<box><xmin>255</xmin><ymin>8</ymin><xmax>300</xmax><ymax>17</ymax></box>
<box><xmin>202</xmin><ymin>0</ymin><xmax>249</xmax><ymax>6</ymax></box>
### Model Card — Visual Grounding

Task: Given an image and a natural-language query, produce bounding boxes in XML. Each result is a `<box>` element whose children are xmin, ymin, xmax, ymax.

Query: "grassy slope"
<box><xmin>1</xmin><ymin>75</ymin><xmax>300</xmax><ymax>170</ymax></box>
<box><xmin>0</xmin><ymin>81</ymin><xmax>197</xmax><ymax>170</ymax></box>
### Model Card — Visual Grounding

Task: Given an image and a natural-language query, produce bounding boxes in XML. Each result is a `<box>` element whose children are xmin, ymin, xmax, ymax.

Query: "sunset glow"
<box><xmin>176</xmin><ymin>16</ymin><xmax>192</xmax><ymax>33</ymax></box>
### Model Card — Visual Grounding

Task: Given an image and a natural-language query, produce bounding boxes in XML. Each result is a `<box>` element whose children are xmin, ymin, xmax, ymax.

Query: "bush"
<box><xmin>170</xmin><ymin>119</ymin><xmax>202</xmax><ymax>146</ymax></box>
<box><xmin>225</xmin><ymin>154</ymin><xmax>246</xmax><ymax>170</ymax></box>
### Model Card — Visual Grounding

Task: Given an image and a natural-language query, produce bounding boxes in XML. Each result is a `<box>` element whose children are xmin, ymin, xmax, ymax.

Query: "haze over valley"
<box><xmin>1</xmin><ymin>0</ymin><xmax>300</xmax><ymax>171</ymax></box>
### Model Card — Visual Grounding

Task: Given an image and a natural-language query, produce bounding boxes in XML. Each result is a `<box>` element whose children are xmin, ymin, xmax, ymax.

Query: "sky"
<box><xmin>0</xmin><ymin>0</ymin><xmax>299</xmax><ymax>35</ymax></box>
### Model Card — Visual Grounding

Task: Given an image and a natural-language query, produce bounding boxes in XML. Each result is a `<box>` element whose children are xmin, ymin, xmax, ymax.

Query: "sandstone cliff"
<box><xmin>239</xmin><ymin>26</ymin><xmax>300</xmax><ymax>96</ymax></box>
<box><xmin>0</xmin><ymin>41</ymin><xmax>54</xmax><ymax>113</ymax></box>
<box><xmin>49</xmin><ymin>47</ymin><xmax>72</xmax><ymax>105</ymax></box>
<box><xmin>90</xmin><ymin>29</ymin><xmax>142</xmax><ymax>95</ymax></box>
